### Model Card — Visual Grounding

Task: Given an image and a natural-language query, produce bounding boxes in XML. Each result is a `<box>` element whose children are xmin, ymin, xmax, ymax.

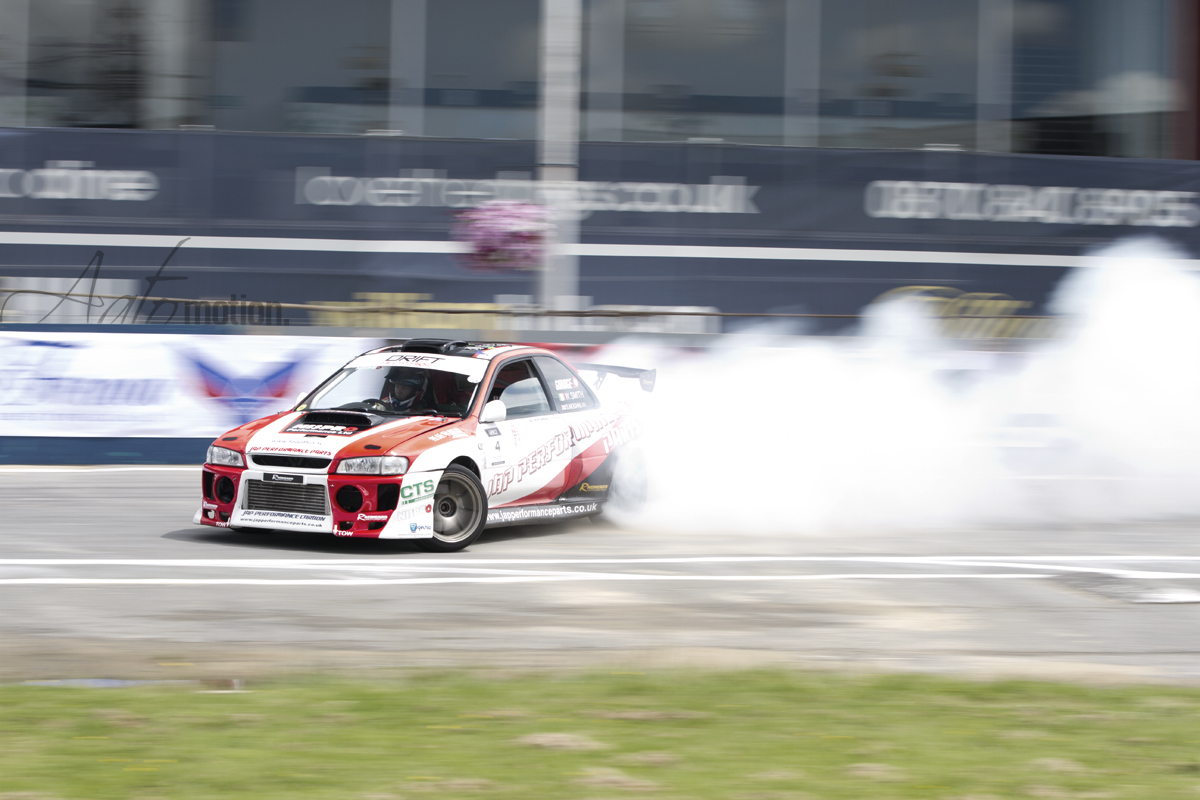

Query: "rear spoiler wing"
<box><xmin>573</xmin><ymin>363</ymin><xmax>656</xmax><ymax>393</ymax></box>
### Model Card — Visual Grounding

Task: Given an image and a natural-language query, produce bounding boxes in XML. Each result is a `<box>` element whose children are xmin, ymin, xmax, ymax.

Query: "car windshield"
<box><xmin>304</xmin><ymin>366</ymin><xmax>479</xmax><ymax>417</ymax></box>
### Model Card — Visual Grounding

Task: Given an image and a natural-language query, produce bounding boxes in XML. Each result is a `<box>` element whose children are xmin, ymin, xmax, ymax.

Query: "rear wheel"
<box><xmin>607</xmin><ymin>449</ymin><xmax>647</xmax><ymax>514</ymax></box>
<box><xmin>418</xmin><ymin>465</ymin><xmax>488</xmax><ymax>552</ymax></box>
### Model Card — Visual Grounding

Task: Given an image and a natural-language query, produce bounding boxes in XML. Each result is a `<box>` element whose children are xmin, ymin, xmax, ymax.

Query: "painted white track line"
<box><xmin>1</xmin><ymin>556</ymin><xmax>1198</xmax><ymax>567</ymax></box>
<box><xmin>0</xmin><ymin>466</ymin><xmax>199</xmax><ymax>473</ymax></box>
<box><xmin>1</xmin><ymin>554</ymin><xmax>1197</xmax><ymax>586</ymax></box>
<box><xmin>0</xmin><ymin>574</ymin><xmax>1052</xmax><ymax>587</ymax></box>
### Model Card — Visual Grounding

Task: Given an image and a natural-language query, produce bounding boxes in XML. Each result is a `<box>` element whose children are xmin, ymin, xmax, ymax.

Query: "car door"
<box><xmin>479</xmin><ymin>357</ymin><xmax>568</xmax><ymax>506</ymax></box>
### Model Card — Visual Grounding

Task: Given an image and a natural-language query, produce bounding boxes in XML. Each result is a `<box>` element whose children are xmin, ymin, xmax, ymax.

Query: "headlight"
<box><xmin>206</xmin><ymin>445</ymin><xmax>244</xmax><ymax>468</ymax></box>
<box><xmin>336</xmin><ymin>455</ymin><xmax>409</xmax><ymax>475</ymax></box>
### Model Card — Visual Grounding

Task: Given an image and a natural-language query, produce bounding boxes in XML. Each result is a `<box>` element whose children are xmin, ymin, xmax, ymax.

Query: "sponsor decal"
<box><xmin>409</xmin><ymin>522</ymin><xmax>432</xmax><ymax>532</ymax></box>
<box><xmin>284</xmin><ymin>421</ymin><xmax>359</xmax><ymax>436</ymax></box>
<box><xmin>400</xmin><ymin>478</ymin><xmax>437</xmax><ymax>504</ymax></box>
<box><xmin>554</xmin><ymin>377</ymin><xmax>579</xmax><ymax>391</ymax></box>
<box><xmin>486</xmin><ymin>414</ymin><xmax>640</xmax><ymax>497</ymax></box>
<box><xmin>485</xmin><ymin>427</ymin><xmax>501</xmax><ymax>437</ymax></box>
<box><xmin>251</xmin><ymin>445</ymin><xmax>334</xmax><ymax>456</ymax></box>
<box><xmin>386</xmin><ymin>505</ymin><xmax>424</xmax><ymax>522</ymax></box>
<box><xmin>239</xmin><ymin>509</ymin><xmax>328</xmax><ymax>529</ymax></box>
<box><xmin>487</xmin><ymin>502</ymin><xmax>599</xmax><ymax>524</ymax></box>
<box><xmin>580</xmin><ymin>482</ymin><xmax>609</xmax><ymax>492</ymax></box>
<box><xmin>357</xmin><ymin>513</ymin><xmax>389</xmax><ymax>521</ymax></box>
<box><xmin>334</xmin><ymin>530</ymin><xmax>355</xmax><ymax>537</ymax></box>
<box><xmin>864</xmin><ymin>181</ymin><xmax>1200</xmax><ymax>228</ymax></box>
<box><xmin>385</xmin><ymin>354</ymin><xmax>443</xmax><ymax>366</ymax></box>
<box><xmin>428</xmin><ymin>427</ymin><xmax>470</xmax><ymax>442</ymax></box>
<box><xmin>264</xmin><ymin>472</ymin><xmax>303</xmax><ymax>483</ymax></box>
<box><xmin>201</xmin><ymin>500</ymin><xmax>218</xmax><ymax>509</ymax></box>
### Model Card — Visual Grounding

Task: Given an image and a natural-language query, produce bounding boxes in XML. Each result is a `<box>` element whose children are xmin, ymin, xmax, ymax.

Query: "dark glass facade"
<box><xmin>0</xmin><ymin>0</ymin><xmax>1187</xmax><ymax>158</ymax></box>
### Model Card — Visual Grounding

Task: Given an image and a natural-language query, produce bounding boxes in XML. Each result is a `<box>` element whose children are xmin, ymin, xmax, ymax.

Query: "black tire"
<box><xmin>417</xmin><ymin>465</ymin><xmax>488</xmax><ymax>552</ymax></box>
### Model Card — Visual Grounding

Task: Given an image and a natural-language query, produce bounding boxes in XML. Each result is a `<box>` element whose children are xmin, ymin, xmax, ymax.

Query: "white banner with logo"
<box><xmin>0</xmin><ymin>333</ymin><xmax>382</xmax><ymax>437</ymax></box>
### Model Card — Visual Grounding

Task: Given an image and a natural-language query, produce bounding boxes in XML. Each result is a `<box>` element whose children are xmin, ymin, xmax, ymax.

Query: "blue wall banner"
<box><xmin>0</xmin><ymin>332</ymin><xmax>380</xmax><ymax>438</ymax></box>
<box><xmin>1</xmin><ymin>129</ymin><xmax>1198</xmax><ymax>330</ymax></box>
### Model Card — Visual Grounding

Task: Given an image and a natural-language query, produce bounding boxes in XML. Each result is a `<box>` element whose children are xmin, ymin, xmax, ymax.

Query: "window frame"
<box><xmin>531</xmin><ymin>355</ymin><xmax>600</xmax><ymax>414</ymax></box>
<box><xmin>483</xmin><ymin>356</ymin><xmax>556</xmax><ymax>420</ymax></box>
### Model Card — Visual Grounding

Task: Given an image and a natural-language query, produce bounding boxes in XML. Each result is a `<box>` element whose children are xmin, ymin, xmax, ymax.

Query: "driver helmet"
<box><xmin>383</xmin><ymin>367</ymin><xmax>429</xmax><ymax>412</ymax></box>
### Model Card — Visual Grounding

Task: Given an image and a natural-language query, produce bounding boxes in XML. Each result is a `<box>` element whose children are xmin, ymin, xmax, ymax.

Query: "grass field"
<box><xmin>3</xmin><ymin>670</ymin><xmax>1200</xmax><ymax>799</ymax></box>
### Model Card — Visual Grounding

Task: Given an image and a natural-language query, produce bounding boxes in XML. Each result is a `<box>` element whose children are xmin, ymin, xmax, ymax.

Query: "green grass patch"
<box><xmin>3</xmin><ymin>670</ymin><xmax>1200</xmax><ymax>799</ymax></box>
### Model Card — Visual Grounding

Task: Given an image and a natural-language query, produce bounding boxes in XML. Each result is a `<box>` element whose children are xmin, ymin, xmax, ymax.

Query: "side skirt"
<box><xmin>485</xmin><ymin>500</ymin><xmax>602</xmax><ymax>528</ymax></box>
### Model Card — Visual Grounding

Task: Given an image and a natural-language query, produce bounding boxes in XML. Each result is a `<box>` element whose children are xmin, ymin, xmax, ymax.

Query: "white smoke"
<box><xmin>590</xmin><ymin>237</ymin><xmax>1200</xmax><ymax>533</ymax></box>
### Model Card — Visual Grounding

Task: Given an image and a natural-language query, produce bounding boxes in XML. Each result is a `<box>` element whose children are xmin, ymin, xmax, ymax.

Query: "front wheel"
<box><xmin>418</xmin><ymin>465</ymin><xmax>488</xmax><ymax>552</ymax></box>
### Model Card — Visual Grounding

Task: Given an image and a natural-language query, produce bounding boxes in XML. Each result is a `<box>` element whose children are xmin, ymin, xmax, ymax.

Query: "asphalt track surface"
<box><xmin>4</xmin><ymin>467</ymin><xmax>1200</xmax><ymax>683</ymax></box>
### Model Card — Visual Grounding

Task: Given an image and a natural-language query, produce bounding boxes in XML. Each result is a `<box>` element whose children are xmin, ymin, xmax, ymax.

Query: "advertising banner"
<box><xmin>0</xmin><ymin>128</ymin><xmax>1199</xmax><ymax>324</ymax></box>
<box><xmin>0</xmin><ymin>332</ymin><xmax>380</xmax><ymax>438</ymax></box>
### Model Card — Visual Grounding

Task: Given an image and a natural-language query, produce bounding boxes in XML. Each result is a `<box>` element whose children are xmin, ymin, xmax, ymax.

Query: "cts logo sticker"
<box><xmin>400</xmin><ymin>479</ymin><xmax>436</xmax><ymax>501</ymax></box>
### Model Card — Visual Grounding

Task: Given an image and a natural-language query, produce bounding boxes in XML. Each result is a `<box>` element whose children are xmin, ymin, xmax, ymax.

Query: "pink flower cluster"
<box><xmin>453</xmin><ymin>200</ymin><xmax>551</xmax><ymax>271</ymax></box>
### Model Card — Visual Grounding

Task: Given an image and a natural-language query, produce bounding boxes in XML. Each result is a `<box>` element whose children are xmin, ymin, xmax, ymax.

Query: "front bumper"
<box><xmin>195</xmin><ymin>464</ymin><xmax>439</xmax><ymax>538</ymax></box>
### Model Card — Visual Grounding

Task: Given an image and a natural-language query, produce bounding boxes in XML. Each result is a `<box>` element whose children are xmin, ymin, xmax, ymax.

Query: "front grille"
<box><xmin>245</xmin><ymin>480</ymin><xmax>328</xmax><ymax>515</ymax></box>
<box><xmin>378</xmin><ymin>483</ymin><xmax>399</xmax><ymax>511</ymax></box>
<box><xmin>250</xmin><ymin>454</ymin><xmax>332</xmax><ymax>470</ymax></box>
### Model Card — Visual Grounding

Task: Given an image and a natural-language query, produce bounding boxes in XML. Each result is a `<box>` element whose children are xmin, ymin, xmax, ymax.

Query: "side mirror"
<box><xmin>480</xmin><ymin>399</ymin><xmax>507</xmax><ymax>423</ymax></box>
<box><xmin>294</xmin><ymin>391</ymin><xmax>308</xmax><ymax>408</ymax></box>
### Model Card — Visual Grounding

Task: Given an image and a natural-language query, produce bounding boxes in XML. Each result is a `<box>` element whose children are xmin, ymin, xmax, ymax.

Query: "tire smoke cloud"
<box><xmin>591</xmin><ymin>237</ymin><xmax>1200</xmax><ymax>533</ymax></box>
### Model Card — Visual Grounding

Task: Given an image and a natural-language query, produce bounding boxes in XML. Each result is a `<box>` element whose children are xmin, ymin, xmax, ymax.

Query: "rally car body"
<box><xmin>194</xmin><ymin>340</ymin><xmax>648</xmax><ymax>550</ymax></box>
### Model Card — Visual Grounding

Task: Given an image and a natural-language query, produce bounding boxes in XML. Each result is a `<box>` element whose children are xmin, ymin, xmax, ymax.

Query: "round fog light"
<box><xmin>214</xmin><ymin>476</ymin><xmax>236</xmax><ymax>504</ymax></box>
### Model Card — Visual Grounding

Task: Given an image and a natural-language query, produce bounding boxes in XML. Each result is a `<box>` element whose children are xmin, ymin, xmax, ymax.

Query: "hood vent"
<box><xmin>298</xmin><ymin>411</ymin><xmax>384</xmax><ymax>429</ymax></box>
<box><xmin>385</xmin><ymin>338</ymin><xmax>471</xmax><ymax>355</ymax></box>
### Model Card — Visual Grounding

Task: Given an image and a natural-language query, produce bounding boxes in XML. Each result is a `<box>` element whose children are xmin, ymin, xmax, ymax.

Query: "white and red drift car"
<box><xmin>194</xmin><ymin>339</ymin><xmax>651</xmax><ymax>551</ymax></box>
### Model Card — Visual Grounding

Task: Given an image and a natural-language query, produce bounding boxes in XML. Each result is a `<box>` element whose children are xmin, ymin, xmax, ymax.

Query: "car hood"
<box><xmin>239</xmin><ymin>411</ymin><xmax>459</xmax><ymax>462</ymax></box>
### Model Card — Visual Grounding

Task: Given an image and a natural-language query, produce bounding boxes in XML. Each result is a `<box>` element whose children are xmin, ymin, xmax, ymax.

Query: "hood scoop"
<box><xmin>296</xmin><ymin>411</ymin><xmax>386</xmax><ymax>429</ymax></box>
